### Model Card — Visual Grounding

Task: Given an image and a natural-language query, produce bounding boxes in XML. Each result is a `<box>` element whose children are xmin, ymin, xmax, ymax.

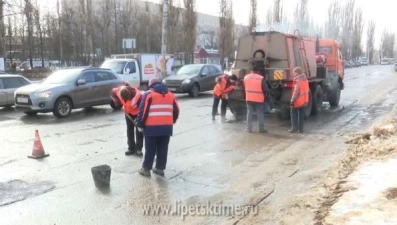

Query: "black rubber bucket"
<box><xmin>91</xmin><ymin>165</ymin><xmax>111</xmax><ymax>188</ymax></box>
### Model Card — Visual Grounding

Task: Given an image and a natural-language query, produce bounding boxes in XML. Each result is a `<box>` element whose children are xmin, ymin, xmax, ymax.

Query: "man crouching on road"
<box><xmin>136</xmin><ymin>78</ymin><xmax>180</xmax><ymax>177</ymax></box>
<box><xmin>289</xmin><ymin>67</ymin><xmax>309</xmax><ymax>133</ymax></box>
<box><xmin>112</xmin><ymin>84</ymin><xmax>144</xmax><ymax>156</ymax></box>
<box><xmin>212</xmin><ymin>74</ymin><xmax>237</xmax><ymax>121</ymax></box>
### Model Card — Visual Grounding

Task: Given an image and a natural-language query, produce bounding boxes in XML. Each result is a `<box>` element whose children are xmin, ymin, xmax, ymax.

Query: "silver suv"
<box><xmin>14</xmin><ymin>67</ymin><xmax>124</xmax><ymax>118</ymax></box>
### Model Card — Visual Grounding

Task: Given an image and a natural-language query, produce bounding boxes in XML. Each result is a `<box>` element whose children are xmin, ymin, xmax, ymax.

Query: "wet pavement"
<box><xmin>0</xmin><ymin>65</ymin><xmax>397</xmax><ymax>224</ymax></box>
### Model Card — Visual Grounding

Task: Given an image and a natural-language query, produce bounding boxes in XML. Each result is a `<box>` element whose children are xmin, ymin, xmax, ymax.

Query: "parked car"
<box><xmin>353</xmin><ymin>61</ymin><xmax>361</xmax><ymax>67</ymax></box>
<box><xmin>162</xmin><ymin>64</ymin><xmax>223</xmax><ymax>97</ymax></box>
<box><xmin>393</xmin><ymin>62</ymin><xmax>397</xmax><ymax>72</ymax></box>
<box><xmin>14</xmin><ymin>67</ymin><xmax>124</xmax><ymax>118</ymax></box>
<box><xmin>344</xmin><ymin>61</ymin><xmax>352</xmax><ymax>68</ymax></box>
<box><xmin>0</xmin><ymin>74</ymin><xmax>32</xmax><ymax>108</ymax></box>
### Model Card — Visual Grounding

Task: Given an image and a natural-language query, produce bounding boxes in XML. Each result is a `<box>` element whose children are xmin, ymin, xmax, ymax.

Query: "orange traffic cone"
<box><xmin>28</xmin><ymin>130</ymin><xmax>50</xmax><ymax>159</ymax></box>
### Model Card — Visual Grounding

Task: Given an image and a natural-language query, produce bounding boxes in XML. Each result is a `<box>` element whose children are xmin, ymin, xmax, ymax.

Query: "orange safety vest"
<box><xmin>244</xmin><ymin>73</ymin><xmax>265</xmax><ymax>103</ymax></box>
<box><xmin>213</xmin><ymin>75</ymin><xmax>227</xmax><ymax>97</ymax></box>
<box><xmin>292</xmin><ymin>77</ymin><xmax>309</xmax><ymax>108</ymax></box>
<box><xmin>144</xmin><ymin>91</ymin><xmax>174</xmax><ymax>126</ymax></box>
<box><xmin>120</xmin><ymin>87</ymin><xmax>142</xmax><ymax>115</ymax></box>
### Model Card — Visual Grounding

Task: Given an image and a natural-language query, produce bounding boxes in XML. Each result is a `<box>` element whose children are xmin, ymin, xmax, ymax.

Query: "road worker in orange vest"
<box><xmin>244</xmin><ymin>66</ymin><xmax>269</xmax><ymax>133</ymax></box>
<box><xmin>116</xmin><ymin>85</ymin><xmax>144</xmax><ymax>156</ymax></box>
<box><xmin>136</xmin><ymin>78</ymin><xmax>180</xmax><ymax>177</ymax></box>
<box><xmin>289</xmin><ymin>67</ymin><xmax>310</xmax><ymax>133</ymax></box>
<box><xmin>212</xmin><ymin>74</ymin><xmax>237</xmax><ymax>121</ymax></box>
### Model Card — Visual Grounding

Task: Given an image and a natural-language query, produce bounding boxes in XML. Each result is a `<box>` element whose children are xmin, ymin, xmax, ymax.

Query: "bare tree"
<box><xmin>273</xmin><ymin>0</ymin><xmax>282</xmax><ymax>23</ymax></box>
<box><xmin>325</xmin><ymin>0</ymin><xmax>342</xmax><ymax>40</ymax></box>
<box><xmin>340</xmin><ymin>0</ymin><xmax>355</xmax><ymax>59</ymax></box>
<box><xmin>33</xmin><ymin>5</ymin><xmax>44</xmax><ymax>67</ymax></box>
<box><xmin>218</xmin><ymin>0</ymin><xmax>234</xmax><ymax>70</ymax></box>
<box><xmin>381</xmin><ymin>29</ymin><xmax>395</xmax><ymax>58</ymax></box>
<box><xmin>265</xmin><ymin>8</ymin><xmax>272</xmax><ymax>27</ymax></box>
<box><xmin>159</xmin><ymin>0</ymin><xmax>182</xmax><ymax>54</ymax></box>
<box><xmin>248</xmin><ymin>0</ymin><xmax>257</xmax><ymax>33</ymax></box>
<box><xmin>294</xmin><ymin>0</ymin><xmax>309</xmax><ymax>35</ymax></box>
<box><xmin>24</xmin><ymin>0</ymin><xmax>34</xmax><ymax>68</ymax></box>
<box><xmin>94</xmin><ymin>0</ymin><xmax>113</xmax><ymax>58</ymax></box>
<box><xmin>366</xmin><ymin>20</ymin><xmax>376</xmax><ymax>63</ymax></box>
<box><xmin>183</xmin><ymin>0</ymin><xmax>197</xmax><ymax>64</ymax></box>
<box><xmin>351</xmin><ymin>8</ymin><xmax>364</xmax><ymax>59</ymax></box>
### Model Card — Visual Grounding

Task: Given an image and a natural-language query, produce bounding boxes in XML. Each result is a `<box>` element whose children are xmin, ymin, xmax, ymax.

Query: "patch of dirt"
<box><xmin>385</xmin><ymin>187</ymin><xmax>397</xmax><ymax>200</ymax></box>
<box><xmin>314</xmin><ymin>119</ymin><xmax>397</xmax><ymax>224</ymax></box>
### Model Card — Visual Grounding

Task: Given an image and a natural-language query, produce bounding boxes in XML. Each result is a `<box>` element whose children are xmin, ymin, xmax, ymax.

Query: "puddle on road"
<box><xmin>326</xmin><ymin>158</ymin><xmax>397</xmax><ymax>224</ymax></box>
<box><xmin>0</xmin><ymin>180</ymin><xmax>55</xmax><ymax>206</ymax></box>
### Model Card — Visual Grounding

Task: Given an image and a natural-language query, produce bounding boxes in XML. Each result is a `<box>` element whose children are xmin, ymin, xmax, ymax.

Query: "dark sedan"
<box><xmin>162</xmin><ymin>64</ymin><xmax>223</xmax><ymax>97</ymax></box>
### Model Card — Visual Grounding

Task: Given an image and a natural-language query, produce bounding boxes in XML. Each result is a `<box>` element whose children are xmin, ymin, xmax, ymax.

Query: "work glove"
<box><xmin>137</xmin><ymin>127</ymin><xmax>144</xmax><ymax>132</ymax></box>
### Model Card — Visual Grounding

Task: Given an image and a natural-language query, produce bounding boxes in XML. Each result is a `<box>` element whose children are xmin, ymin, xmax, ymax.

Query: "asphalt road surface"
<box><xmin>0</xmin><ymin>65</ymin><xmax>396</xmax><ymax>225</ymax></box>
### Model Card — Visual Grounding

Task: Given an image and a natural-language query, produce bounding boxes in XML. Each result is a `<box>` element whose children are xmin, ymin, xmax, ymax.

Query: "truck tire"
<box><xmin>277</xmin><ymin>108</ymin><xmax>290</xmax><ymax>120</ymax></box>
<box><xmin>311</xmin><ymin>84</ymin><xmax>323</xmax><ymax>115</ymax></box>
<box><xmin>304</xmin><ymin>91</ymin><xmax>312</xmax><ymax>119</ymax></box>
<box><xmin>328</xmin><ymin>82</ymin><xmax>341</xmax><ymax>107</ymax></box>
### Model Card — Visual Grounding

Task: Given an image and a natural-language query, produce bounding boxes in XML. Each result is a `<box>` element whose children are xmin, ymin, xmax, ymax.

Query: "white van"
<box><xmin>100</xmin><ymin>54</ymin><xmax>175</xmax><ymax>89</ymax></box>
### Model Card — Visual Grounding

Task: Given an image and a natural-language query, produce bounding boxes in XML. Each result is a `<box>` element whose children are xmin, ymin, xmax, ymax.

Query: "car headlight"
<box><xmin>182</xmin><ymin>79</ymin><xmax>191</xmax><ymax>84</ymax></box>
<box><xmin>162</xmin><ymin>79</ymin><xmax>166</xmax><ymax>84</ymax></box>
<box><xmin>34</xmin><ymin>91</ymin><xmax>52</xmax><ymax>98</ymax></box>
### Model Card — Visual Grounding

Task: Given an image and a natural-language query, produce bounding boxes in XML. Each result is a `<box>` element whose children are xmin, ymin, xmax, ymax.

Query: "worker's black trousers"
<box><xmin>142</xmin><ymin>136</ymin><xmax>170</xmax><ymax>170</ymax></box>
<box><xmin>212</xmin><ymin>95</ymin><xmax>228</xmax><ymax>117</ymax></box>
<box><xmin>125</xmin><ymin>114</ymin><xmax>144</xmax><ymax>151</ymax></box>
<box><xmin>290</xmin><ymin>107</ymin><xmax>305</xmax><ymax>132</ymax></box>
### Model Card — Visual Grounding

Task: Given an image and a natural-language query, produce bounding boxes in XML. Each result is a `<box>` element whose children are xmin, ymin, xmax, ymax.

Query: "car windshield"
<box><xmin>177</xmin><ymin>65</ymin><xmax>202</xmax><ymax>75</ymax></box>
<box><xmin>100</xmin><ymin>60</ymin><xmax>127</xmax><ymax>74</ymax></box>
<box><xmin>42</xmin><ymin>69</ymin><xmax>81</xmax><ymax>84</ymax></box>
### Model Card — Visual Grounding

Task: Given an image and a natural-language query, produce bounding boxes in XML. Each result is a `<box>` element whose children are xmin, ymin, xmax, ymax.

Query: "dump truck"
<box><xmin>228</xmin><ymin>29</ymin><xmax>345</xmax><ymax>120</ymax></box>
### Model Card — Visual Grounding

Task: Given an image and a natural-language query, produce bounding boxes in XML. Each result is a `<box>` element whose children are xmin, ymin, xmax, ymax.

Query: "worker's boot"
<box><xmin>138</xmin><ymin>168</ymin><xmax>151</xmax><ymax>177</ymax></box>
<box><xmin>125</xmin><ymin>150</ymin><xmax>135</xmax><ymax>156</ymax></box>
<box><xmin>221</xmin><ymin>117</ymin><xmax>227</xmax><ymax>123</ymax></box>
<box><xmin>152</xmin><ymin>168</ymin><xmax>165</xmax><ymax>176</ymax></box>
<box><xmin>288</xmin><ymin>129</ymin><xmax>298</xmax><ymax>133</ymax></box>
<box><xmin>135</xmin><ymin>150</ymin><xmax>143</xmax><ymax>156</ymax></box>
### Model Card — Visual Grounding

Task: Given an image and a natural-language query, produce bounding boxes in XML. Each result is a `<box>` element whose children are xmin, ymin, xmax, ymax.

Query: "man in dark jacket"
<box><xmin>136</xmin><ymin>78</ymin><xmax>180</xmax><ymax>177</ymax></box>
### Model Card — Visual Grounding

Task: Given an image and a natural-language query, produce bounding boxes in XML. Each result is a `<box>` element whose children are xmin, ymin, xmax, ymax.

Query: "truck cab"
<box><xmin>100</xmin><ymin>59</ymin><xmax>141</xmax><ymax>88</ymax></box>
<box><xmin>318</xmin><ymin>39</ymin><xmax>345</xmax><ymax>80</ymax></box>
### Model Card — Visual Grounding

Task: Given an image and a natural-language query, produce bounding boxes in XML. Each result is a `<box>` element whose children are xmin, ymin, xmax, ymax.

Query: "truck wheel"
<box><xmin>233</xmin><ymin>106</ymin><xmax>247</xmax><ymax>121</ymax></box>
<box><xmin>311</xmin><ymin>85</ymin><xmax>323</xmax><ymax>115</ymax></box>
<box><xmin>328</xmin><ymin>82</ymin><xmax>341</xmax><ymax>107</ymax></box>
<box><xmin>304</xmin><ymin>91</ymin><xmax>312</xmax><ymax>119</ymax></box>
<box><xmin>189</xmin><ymin>83</ymin><xmax>200</xmax><ymax>97</ymax></box>
<box><xmin>277</xmin><ymin>108</ymin><xmax>290</xmax><ymax>120</ymax></box>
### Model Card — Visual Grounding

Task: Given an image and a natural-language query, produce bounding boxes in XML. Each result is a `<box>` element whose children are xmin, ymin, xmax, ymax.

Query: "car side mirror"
<box><xmin>201</xmin><ymin>72</ymin><xmax>207</xmax><ymax>76</ymax></box>
<box><xmin>124</xmin><ymin>68</ymin><xmax>130</xmax><ymax>75</ymax></box>
<box><xmin>77</xmin><ymin>79</ymin><xmax>86</xmax><ymax>85</ymax></box>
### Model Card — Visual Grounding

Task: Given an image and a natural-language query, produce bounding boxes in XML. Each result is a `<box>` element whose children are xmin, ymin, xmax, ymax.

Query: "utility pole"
<box><xmin>161</xmin><ymin>0</ymin><xmax>168</xmax><ymax>55</ymax></box>
<box><xmin>114</xmin><ymin>0</ymin><xmax>117</xmax><ymax>53</ymax></box>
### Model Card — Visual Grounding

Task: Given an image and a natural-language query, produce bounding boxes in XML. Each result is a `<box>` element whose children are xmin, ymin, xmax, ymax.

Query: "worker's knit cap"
<box><xmin>149</xmin><ymin>78</ymin><xmax>160</xmax><ymax>86</ymax></box>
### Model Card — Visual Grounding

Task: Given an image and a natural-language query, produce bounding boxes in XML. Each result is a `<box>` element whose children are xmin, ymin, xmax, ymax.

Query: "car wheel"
<box><xmin>53</xmin><ymin>97</ymin><xmax>72</xmax><ymax>118</ymax></box>
<box><xmin>24</xmin><ymin>111</ymin><xmax>38</xmax><ymax>116</ymax></box>
<box><xmin>189</xmin><ymin>83</ymin><xmax>200</xmax><ymax>97</ymax></box>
